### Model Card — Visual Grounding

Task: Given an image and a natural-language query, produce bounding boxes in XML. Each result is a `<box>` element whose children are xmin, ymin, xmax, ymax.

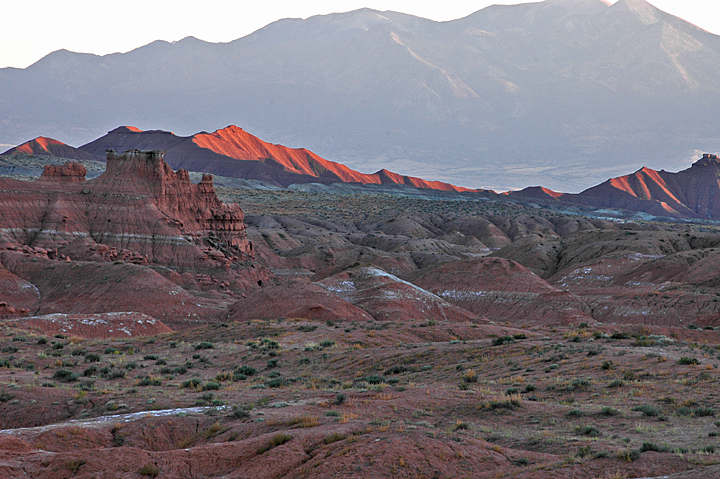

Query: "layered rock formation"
<box><xmin>38</xmin><ymin>162</ymin><xmax>87</xmax><ymax>183</ymax></box>
<box><xmin>410</xmin><ymin>257</ymin><xmax>594</xmax><ymax>325</ymax></box>
<box><xmin>0</xmin><ymin>149</ymin><xmax>252</xmax><ymax>266</ymax></box>
<box><xmin>317</xmin><ymin>265</ymin><xmax>481</xmax><ymax>323</ymax></box>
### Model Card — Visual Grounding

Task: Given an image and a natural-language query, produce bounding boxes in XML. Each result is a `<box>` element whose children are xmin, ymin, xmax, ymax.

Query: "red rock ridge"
<box><xmin>38</xmin><ymin>162</ymin><xmax>87</xmax><ymax>183</ymax></box>
<box><xmin>2</xmin><ymin>137</ymin><xmax>98</xmax><ymax>162</ymax></box>
<box><xmin>79</xmin><ymin>126</ymin><xmax>476</xmax><ymax>191</ymax></box>
<box><xmin>508</xmin><ymin>154</ymin><xmax>720</xmax><ymax>220</ymax></box>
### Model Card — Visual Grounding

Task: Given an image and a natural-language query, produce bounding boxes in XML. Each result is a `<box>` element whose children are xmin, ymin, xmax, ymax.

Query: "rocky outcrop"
<box><xmin>0</xmin><ymin>150</ymin><xmax>252</xmax><ymax>267</ymax></box>
<box><xmin>38</xmin><ymin>161</ymin><xmax>87</xmax><ymax>183</ymax></box>
<box><xmin>98</xmin><ymin>150</ymin><xmax>252</xmax><ymax>255</ymax></box>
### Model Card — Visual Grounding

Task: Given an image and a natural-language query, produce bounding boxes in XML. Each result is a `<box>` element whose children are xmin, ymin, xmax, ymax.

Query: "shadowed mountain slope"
<box><xmin>3</xmin><ymin>0</ymin><xmax>720</xmax><ymax>190</ymax></box>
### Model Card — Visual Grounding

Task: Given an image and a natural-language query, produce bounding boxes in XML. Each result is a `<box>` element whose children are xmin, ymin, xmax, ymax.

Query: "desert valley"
<box><xmin>1</xmin><ymin>124</ymin><xmax>720</xmax><ymax>478</ymax></box>
<box><xmin>3</xmin><ymin>0</ymin><xmax>720</xmax><ymax>478</ymax></box>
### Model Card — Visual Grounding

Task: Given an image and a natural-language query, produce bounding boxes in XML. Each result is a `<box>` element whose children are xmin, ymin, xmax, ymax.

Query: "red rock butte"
<box><xmin>0</xmin><ymin>149</ymin><xmax>252</xmax><ymax>268</ymax></box>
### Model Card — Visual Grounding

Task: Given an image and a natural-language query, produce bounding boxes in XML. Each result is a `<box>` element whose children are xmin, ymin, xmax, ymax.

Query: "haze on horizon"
<box><xmin>1</xmin><ymin>0</ymin><xmax>718</xmax><ymax>69</ymax></box>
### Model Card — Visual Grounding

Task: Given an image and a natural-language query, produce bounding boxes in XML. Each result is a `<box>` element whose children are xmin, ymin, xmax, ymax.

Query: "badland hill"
<box><xmin>2</xmin><ymin>150</ymin><xmax>720</xmax><ymax>477</ymax></box>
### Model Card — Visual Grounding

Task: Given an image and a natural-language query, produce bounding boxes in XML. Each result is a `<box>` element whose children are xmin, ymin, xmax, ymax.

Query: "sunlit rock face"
<box><xmin>0</xmin><ymin>149</ymin><xmax>253</xmax><ymax>267</ymax></box>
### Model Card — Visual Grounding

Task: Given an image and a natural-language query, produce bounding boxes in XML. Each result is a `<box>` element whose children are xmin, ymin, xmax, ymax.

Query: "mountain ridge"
<box><xmin>8</xmin><ymin>125</ymin><xmax>720</xmax><ymax>221</ymax></box>
<box><xmin>3</xmin><ymin>0</ymin><xmax>720</xmax><ymax>191</ymax></box>
<box><xmin>510</xmin><ymin>153</ymin><xmax>720</xmax><ymax>219</ymax></box>
<box><xmin>3</xmin><ymin>125</ymin><xmax>476</xmax><ymax>192</ymax></box>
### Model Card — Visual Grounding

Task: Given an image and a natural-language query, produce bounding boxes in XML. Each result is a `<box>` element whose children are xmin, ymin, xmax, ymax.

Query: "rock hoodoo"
<box><xmin>99</xmin><ymin>150</ymin><xmax>252</xmax><ymax>255</ymax></box>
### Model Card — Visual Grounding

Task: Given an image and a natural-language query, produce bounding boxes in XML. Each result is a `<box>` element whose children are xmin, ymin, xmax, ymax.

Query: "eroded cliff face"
<box><xmin>0</xmin><ymin>150</ymin><xmax>252</xmax><ymax>268</ymax></box>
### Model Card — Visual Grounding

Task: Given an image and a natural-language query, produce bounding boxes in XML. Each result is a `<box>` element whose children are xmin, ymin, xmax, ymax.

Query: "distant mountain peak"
<box><xmin>109</xmin><ymin>126</ymin><xmax>143</xmax><ymax>134</ymax></box>
<box><xmin>4</xmin><ymin>0</ymin><xmax>720</xmax><ymax>192</ymax></box>
<box><xmin>612</xmin><ymin>0</ymin><xmax>659</xmax><ymax>24</ymax></box>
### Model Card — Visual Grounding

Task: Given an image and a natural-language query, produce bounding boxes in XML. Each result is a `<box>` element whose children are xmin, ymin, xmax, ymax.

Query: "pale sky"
<box><xmin>1</xmin><ymin>0</ymin><xmax>718</xmax><ymax>69</ymax></box>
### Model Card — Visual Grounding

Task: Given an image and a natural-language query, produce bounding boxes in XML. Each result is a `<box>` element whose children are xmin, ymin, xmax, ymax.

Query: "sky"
<box><xmin>1</xmin><ymin>0</ymin><xmax>719</xmax><ymax>69</ymax></box>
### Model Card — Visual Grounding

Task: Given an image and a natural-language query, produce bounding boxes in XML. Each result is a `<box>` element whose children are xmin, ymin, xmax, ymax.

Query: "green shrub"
<box><xmin>229</xmin><ymin>407</ymin><xmax>250</xmax><ymax>420</ymax></box>
<box><xmin>202</xmin><ymin>381</ymin><xmax>220</xmax><ymax>391</ymax></box>
<box><xmin>266</xmin><ymin>378</ymin><xmax>284</xmax><ymax>388</ymax></box>
<box><xmin>194</xmin><ymin>341</ymin><xmax>215</xmax><ymax>350</ymax></box>
<box><xmin>677</xmin><ymin>407</ymin><xmax>692</xmax><ymax>417</ymax></box>
<box><xmin>694</xmin><ymin>407</ymin><xmax>716</xmax><ymax>417</ymax></box>
<box><xmin>633</xmin><ymin>405</ymin><xmax>660</xmax><ymax>417</ymax></box>
<box><xmin>52</xmin><ymin>369</ymin><xmax>78</xmax><ymax>382</ymax></box>
<box><xmin>678</xmin><ymin>357</ymin><xmax>699</xmax><ymax>365</ymax></box>
<box><xmin>492</xmin><ymin>336</ymin><xmax>514</xmax><ymax>346</ymax></box>
<box><xmin>138</xmin><ymin>463</ymin><xmax>159</xmax><ymax>478</ymax></box>
<box><xmin>384</xmin><ymin>365</ymin><xmax>408</xmax><ymax>375</ymax></box>
<box><xmin>567</xmin><ymin>378</ymin><xmax>590</xmax><ymax>391</ymax></box>
<box><xmin>575</xmin><ymin>425</ymin><xmax>601</xmax><ymax>437</ymax></box>
<box><xmin>617</xmin><ymin>448</ymin><xmax>642</xmax><ymax>462</ymax></box>
<box><xmin>84</xmin><ymin>353</ymin><xmax>100</xmax><ymax>363</ymax></box>
<box><xmin>236</xmin><ymin>365</ymin><xmax>256</xmax><ymax>376</ymax></box>
<box><xmin>597</xmin><ymin>406</ymin><xmax>620</xmax><ymax>417</ymax></box>
<box><xmin>182</xmin><ymin>378</ymin><xmax>201</xmax><ymax>388</ymax></box>
<box><xmin>640</xmin><ymin>442</ymin><xmax>670</xmax><ymax>453</ymax></box>
<box><xmin>138</xmin><ymin>376</ymin><xmax>162</xmax><ymax>387</ymax></box>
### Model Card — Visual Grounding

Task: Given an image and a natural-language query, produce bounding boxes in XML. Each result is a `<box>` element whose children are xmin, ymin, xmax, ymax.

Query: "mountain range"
<box><xmin>2</xmin><ymin>0</ymin><xmax>720</xmax><ymax>191</ymax></box>
<box><xmin>2</xmin><ymin>126</ymin><xmax>472</xmax><ymax>191</ymax></box>
<box><xmin>6</xmin><ymin>124</ymin><xmax>720</xmax><ymax>221</ymax></box>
